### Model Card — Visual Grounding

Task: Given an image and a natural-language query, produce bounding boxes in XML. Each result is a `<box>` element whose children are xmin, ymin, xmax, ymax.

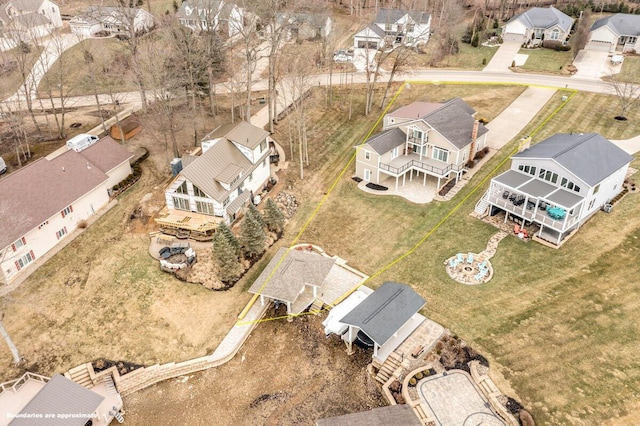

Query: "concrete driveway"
<box><xmin>572</xmin><ymin>50</ymin><xmax>610</xmax><ymax>79</ymax></box>
<box><xmin>483</xmin><ymin>41</ymin><xmax>522</xmax><ymax>72</ymax></box>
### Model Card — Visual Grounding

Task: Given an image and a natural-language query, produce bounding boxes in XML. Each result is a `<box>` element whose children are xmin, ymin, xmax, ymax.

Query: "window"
<box><xmin>364</xmin><ymin>169</ymin><xmax>371</xmax><ymax>181</ymax></box>
<box><xmin>397</xmin><ymin>24</ymin><xmax>403</xmax><ymax>32</ymax></box>
<box><xmin>11</xmin><ymin>237</ymin><xmax>26</xmax><ymax>252</ymax></box>
<box><xmin>364</xmin><ymin>150</ymin><xmax>371</xmax><ymax>160</ymax></box>
<box><xmin>538</xmin><ymin>168</ymin><xmax>558</xmax><ymax>184</ymax></box>
<box><xmin>15</xmin><ymin>251</ymin><xmax>35</xmax><ymax>270</ymax></box>
<box><xmin>56</xmin><ymin>227</ymin><xmax>68</xmax><ymax>240</ymax></box>
<box><xmin>223</xmin><ymin>197</ymin><xmax>230</xmax><ymax>207</ymax></box>
<box><xmin>385</xmin><ymin>23</ymin><xmax>392</xmax><ymax>31</ymax></box>
<box><xmin>193</xmin><ymin>185</ymin><xmax>207</xmax><ymax>198</ymax></box>
<box><xmin>260</xmin><ymin>140</ymin><xmax>267</xmax><ymax>152</ymax></box>
<box><xmin>61</xmin><ymin>205</ymin><xmax>73</xmax><ymax>218</ymax></box>
<box><xmin>196</xmin><ymin>201</ymin><xmax>214</xmax><ymax>215</ymax></box>
<box><xmin>517</xmin><ymin>164</ymin><xmax>536</xmax><ymax>176</ymax></box>
<box><xmin>588</xmin><ymin>199</ymin><xmax>596</xmax><ymax>210</ymax></box>
<box><xmin>173</xmin><ymin>197</ymin><xmax>189</xmax><ymax>211</ymax></box>
<box><xmin>560</xmin><ymin>177</ymin><xmax>581</xmax><ymax>193</ymax></box>
<box><xmin>391</xmin><ymin>147</ymin><xmax>399</xmax><ymax>159</ymax></box>
<box><xmin>593</xmin><ymin>184</ymin><xmax>600</xmax><ymax>194</ymax></box>
<box><xmin>550</xmin><ymin>29</ymin><xmax>559</xmax><ymax>40</ymax></box>
<box><xmin>432</xmin><ymin>147</ymin><xmax>448</xmax><ymax>162</ymax></box>
<box><xmin>176</xmin><ymin>181</ymin><xmax>188</xmax><ymax>194</ymax></box>
<box><xmin>407</xmin><ymin>24</ymin><xmax>415</xmax><ymax>33</ymax></box>
<box><xmin>229</xmin><ymin>174</ymin><xmax>241</xmax><ymax>187</ymax></box>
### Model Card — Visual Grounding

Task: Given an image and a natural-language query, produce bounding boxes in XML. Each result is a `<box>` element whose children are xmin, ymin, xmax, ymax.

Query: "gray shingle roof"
<box><xmin>508</xmin><ymin>6</ymin><xmax>574</xmax><ymax>33</ymax></box>
<box><xmin>248</xmin><ymin>247</ymin><xmax>336</xmax><ymax>303</ymax></box>
<box><xmin>514</xmin><ymin>133</ymin><xmax>633</xmax><ymax>186</ymax></box>
<box><xmin>375</xmin><ymin>8</ymin><xmax>430</xmax><ymax>25</ymax></box>
<box><xmin>0</xmin><ymin>148</ymin><xmax>110</xmax><ymax>250</ymax></box>
<box><xmin>419</xmin><ymin>98</ymin><xmax>488</xmax><ymax>149</ymax></box>
<box><xmin>316</xmin><ymin>405</ymin><xmax>421</xmax><ymax>426</ymax></box>
<box><xmin>339</xmin><ymin>282</ymin><xmax>425</xmax><ymax>347</ymax></box>
<box><xmin>9</xmin><ymin>374</ymin><xmax>104</xmax><ymax>426</ymax></box>
<box><xmin>363</xmin><ymin>127</ymin><xmax>405</xmax><ymax>155</ymax></box>
<box><xmin>591</xmin><ymin>13</ymin><xmax>640</xmax><ymax>37</ymax></box>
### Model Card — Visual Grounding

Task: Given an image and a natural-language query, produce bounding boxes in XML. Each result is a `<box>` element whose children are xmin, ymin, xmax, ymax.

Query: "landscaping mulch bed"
<box><xmin>93</xmin><ymin>358</ymin><xmax>145</xmax><ymax>375</ymax></box>
<box><xmin>365</xmin><ymin>182</ymin><xmax>388</xmax><ymax>191</ymax></box>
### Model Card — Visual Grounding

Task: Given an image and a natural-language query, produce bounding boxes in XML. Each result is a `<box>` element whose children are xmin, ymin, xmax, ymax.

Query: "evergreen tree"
<box><xmin>217</xmin><ymin>222</ymin><xmax>239</xmax><ymax>255</ymax></box>
<box><xmin>239</xmin><ymin>213</ymin><xmax>266</xmax><ymax>258</ymax></box>
<box><xmin>246</xmin><ymin>203</ymin><xmax>265</xmax><ymax>228</ymax></box>
<box><xmin>213</xmin><ymin>228</ymin><xmax>243</xmax><ymax>283</ymax></box>
<box><xmin>263</xmin><ymin>198</ymin><xmax>285</xmax><ymax>233</ymax></box>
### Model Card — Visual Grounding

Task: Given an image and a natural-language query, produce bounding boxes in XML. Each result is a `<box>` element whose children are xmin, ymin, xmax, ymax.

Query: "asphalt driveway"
<box><xmin>483</xmin><ymin>41</ymin><xmax>522</xmax><ymax>72</ymax></box>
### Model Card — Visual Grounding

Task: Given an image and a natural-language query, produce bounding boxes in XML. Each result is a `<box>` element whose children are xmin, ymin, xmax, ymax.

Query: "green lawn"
<box><xmin>518</xmin><ymin>48</ymin><xmax>574</xmax><ymax>74</ymax></box>
<box><xmin>276</xmin><ymin>85</ymin><xmax>640</xmax><ymax>424</ymax></box>
<box><xmin>617</xmin><ymin>56</ymin><xmax>640</xmax><ymax>84</ymax></box>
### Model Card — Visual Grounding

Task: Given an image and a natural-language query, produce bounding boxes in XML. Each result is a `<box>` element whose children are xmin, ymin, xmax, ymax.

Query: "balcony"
<box><xmin>379</xmin><ymin>153</ymin><xmax>463</xmax><ymax>178</ymax></box>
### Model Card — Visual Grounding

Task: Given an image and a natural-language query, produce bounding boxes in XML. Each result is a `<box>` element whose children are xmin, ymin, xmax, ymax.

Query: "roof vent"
<box><xmin>62</xmin><ymin>166</ymin><xmax>65</xmax><ymax>172</ymax></box>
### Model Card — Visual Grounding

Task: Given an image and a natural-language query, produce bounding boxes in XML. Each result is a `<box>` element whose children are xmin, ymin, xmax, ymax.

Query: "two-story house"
<box><xmin>176</xmin><ymin>0</ymin><xmax>244</xmax><ymax>38</ymax></box>
<box><xmin>502</xmin><ymin>6</ymin><xmax>574</xmax><ymax>46</ymax></box>
<box><xmin>0</xmin><ymin>137</ymin><xmax>133</xmax><ymax>284</ymax></box>
<box><xmin>354</xmin><ymin>98</ymin><xmax>488</xmax><ymax>193</ymax></box>
<box><xmin>155</xmin><ymin>121</ymin><xmax>272</xmax><ymax>240</ymax></box>
<box><xmin>477</xmin><ymin>133</ymin><xmax>633</xmax><ymax>246</ymax></box>
<box><xmin>353</xmin><ymin>8</ymin><xmax>430</xmax><ymax>50</ymax></box>
<box><xmin>0</xmin><ymin>0</ymin><xmax>62</xmax><ymax>40</ymax></box>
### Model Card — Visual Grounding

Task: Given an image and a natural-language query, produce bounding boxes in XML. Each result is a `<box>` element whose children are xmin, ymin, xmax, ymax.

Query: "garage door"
<box><xmin>503</xmin><ymin>33</ymin><xmax>525</xmax><ymax>43</ymax></box>
<box><xmin>588</xmin><ymin>40</ymin><xmax>612</xmax><ymax>52</ymax></box>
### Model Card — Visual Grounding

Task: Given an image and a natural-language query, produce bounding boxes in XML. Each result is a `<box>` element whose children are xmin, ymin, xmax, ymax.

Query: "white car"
<box><xmin>611</xmin><ymin>55</ymin><xmax>624</xmax><ymax>66</ymax></box>
<box><xmin>333</xmin><ymin>50</ymin><xmax>352</xmax><ymax>63</ymax></box>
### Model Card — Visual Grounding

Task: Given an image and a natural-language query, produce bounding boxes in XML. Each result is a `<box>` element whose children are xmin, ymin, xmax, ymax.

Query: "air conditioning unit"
<box><xmin>603</xmin><ymin>203</ymin><xmax>613</xmax><ymax>213</ymax></box>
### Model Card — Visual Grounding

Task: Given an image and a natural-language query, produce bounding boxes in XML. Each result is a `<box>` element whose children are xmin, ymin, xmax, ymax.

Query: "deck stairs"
<box><xmin>309</xmin><ymin>299</ymin><xmax>325</xmax><ymax>314</ymax></box>
<box><xmin>474</xmin><ymin>190</ymin><xmax>490</xmax><ymax>216</ymax></box>
<box><xmin>104</xmin><ymin>375</ymin><xmax>119</xmax><ymax>395</ymax></box>
<box><xmin>374</xmin><ymin>352</ymin><xmax>403</xmax><ymax>384</ymax></box>
<box><xmin>65</xmin><ymin>364</ymin><xmax>94</xmax><ymax>389</ymax></box>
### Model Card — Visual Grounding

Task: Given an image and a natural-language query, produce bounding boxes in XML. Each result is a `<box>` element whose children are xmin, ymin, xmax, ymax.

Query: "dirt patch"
<box><xmin>123</xmin><ymin>312</ymin><xmax>386</xmax><ymax>425</ymax></box>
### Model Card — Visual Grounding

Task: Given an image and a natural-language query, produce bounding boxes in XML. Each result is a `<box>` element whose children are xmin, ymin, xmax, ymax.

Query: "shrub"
<box><xmin>474</xmin><ymin>150</ymin><xmax>486</xmax><ymax>160</ymax></box>
<box><xmin>483</xmin><ymin>147</ymin><xmax>490</xmax><ymax>154</ymax></box>
<box><xmin>482</xmin><ymin>57</ymin><xmax>487</xmax><ymax>65</ymax></box>
<box><xmin>409</xmin><ymin>377</ymin><xmax>417</xmax><ymax>387</ymax></box>
<box><xmin>77</xmin><ymin>220</ymin><xmax>88</xmax><ymax>229</ymax></box>
<box><xmin>511</xmin><ymin>60</ymin><xmax>516</xmax><ymax>68</ymax></box>
<box><xmin>466</xmin><ymin>160</ymin><xmax>475</xmax><ymax>169</ymax></box>
<box><xmin>415</xmin><ymin>372</ymin><xmax>423</xmax><ymax>380</ymax></box>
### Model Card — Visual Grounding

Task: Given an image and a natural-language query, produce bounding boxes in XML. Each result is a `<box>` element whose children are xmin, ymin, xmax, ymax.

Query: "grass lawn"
<box><xmin>0</xmin><ymin>45</ymin><xmax>44</xmax><ymax>100</ymax></box>
<box><xmin>518</xmin><ymin>48</ymin><xmax>574</xmax><ymax>74</ymax></box>
<box><xmin>37</xmin><ymin>38</ymin><xmax>137</xmax><ymax>97</ymax></box>
<box><xmin>273</xmin><ymin>85</ymin><xmax>640</xmax><ymax>424</ymax></box>
<box><xmin>616</xmin><ymin>56</ymin><xmax>640</xmax><ymax>84</ymax></box>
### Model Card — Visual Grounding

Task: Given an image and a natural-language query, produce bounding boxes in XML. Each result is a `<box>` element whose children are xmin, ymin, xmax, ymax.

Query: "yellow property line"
<box><xmin>237</xmin><ymin>82</ymin><xmax>577</xmax><ymax>326</ymax></box>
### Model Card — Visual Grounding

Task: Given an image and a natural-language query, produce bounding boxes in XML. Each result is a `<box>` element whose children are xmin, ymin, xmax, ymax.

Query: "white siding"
<box><xmin>104</xmin><ymin>161</ymin><xmax>132</xmax><ymax>189</ymax></box>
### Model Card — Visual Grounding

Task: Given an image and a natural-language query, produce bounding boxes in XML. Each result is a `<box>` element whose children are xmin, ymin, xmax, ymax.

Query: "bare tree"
<box><xmin>570</xmin><ymin>8</ymin><xmax>591</xmax><ymax>60</ymax></box>
<box><xmin>609</xmin><ymin>73</ymin><xmax>640</xmax><ymax>120</ymax></box>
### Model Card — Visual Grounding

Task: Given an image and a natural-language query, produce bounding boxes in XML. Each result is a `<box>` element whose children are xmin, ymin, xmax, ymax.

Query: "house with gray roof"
<box><xmin>248</xmin><ymin>247</ymin><xmax>368</xmax><ymax>315</ymax></box>
<box><xmin>588</xmin><ymin>13</ymin><xmax>640</xmax><ymax>53</ymax></box>
<box><xmin>0</xmin><ymin>0</ymin><xmax>61</xmax><ymax>40</ymax></box>
<box><xmin>353</xmin><ymin>8</ymin><xmax>430</xmax><ymax>49</ymax></box>
<box><xmin>176</xmin><ymin>0</ymin><xmax>243</xmax><ymax>37</ymax></box>
<box><xmin>70</xmin><ymin>6</ymin><xmax>154</xmax><ymax>38</ymax></box>
<box><xmin>339</xmin><ymin>282</ymin><xmax>426</xmax><ymax>363</ymax></box>
<box><xmin>478</xmin><ymin>133</ymin><xmax>633</xmax><ymax>246</ymax></box>
<box><xmin>156</xmin><ymin>121</ymin><xmax>272</xmax><ymax>238</ymax></box>
<box><xmin>502</xmin><ymin>6</ymin><xmax>574</xmax><ymax>45</ymax></box>
<box><xmin>354</xmin><ymin>98</ymin><xmax>488</xmax><ymax>193</ymax></box>
<box><xmin>0</xmin><ymin>136</ymin><xmax>133</xmax><ymax>284</ymax></box>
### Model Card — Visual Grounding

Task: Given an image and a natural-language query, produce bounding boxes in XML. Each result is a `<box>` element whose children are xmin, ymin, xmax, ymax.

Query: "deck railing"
<box><xmin>487</xmin><ymin>194</ymin><xmax>581</xmax><ymax>231</ymax></box>
<box><xmin>0</xmin><ymin>372</ymin><xmax>50</xmax><ymax>394</ymax></box>
<box><xmin>379</xmin><ymin>159</ymin><xmax>463</xmax><ymax>177</ymax></box>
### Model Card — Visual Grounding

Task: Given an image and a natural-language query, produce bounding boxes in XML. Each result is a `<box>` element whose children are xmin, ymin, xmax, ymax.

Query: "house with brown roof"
<box><xmin>155</xmin><ymin>121</ymin><xmax>273</xmax><ymax>239</ymax></box>
<box><xmin>0</xmin><ymin>0</ymin><xmax>62</xmax><ymax>40</ymax></box>
<box><xmin>354</xmin><ymin>98</ymin><xmax>488</xmax><ymax>194</ymax></box>
<box><xmin>0</xmin><ymin>136</ymin><xmax>133</xmax><ymax>284</ymax></box>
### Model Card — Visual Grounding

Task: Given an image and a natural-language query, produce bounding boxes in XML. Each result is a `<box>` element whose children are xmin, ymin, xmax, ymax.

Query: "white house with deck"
<box><xmin>0</xmin><ymin>0</ymin><xmax>62</xmax><ymax>40</ymax></box>
<box><xmin>353</xmin><ymin>8</ymin><xmax>430</xmax><ymax>49</ymax></box>
<box><xmin>0</xmin><ymin>137</ymin><xmax>132</xmax><ymax>284</ymax></box>
<box><xmin>155</xmin><ymin>122</ymin><xmax>272</xmax><ymax>239</ymax></box>
<box><xmin>355</xmin><ymin>98</ymin><xmax>488</xmax><ymax>192</ymax></box>
<box><xmin>477</xmin><ymin>133</ymin><xmax>633</xmax><ymax>246</ymax></box>
<box><xmin>70</xmin><ymin>6</ymin><xmax>154</xmax><ymax>37</ymax></box>
<box><xmin>588</xmin><ymin>13</ymin><xmax>640</xmax><ymax>53</ymax></box>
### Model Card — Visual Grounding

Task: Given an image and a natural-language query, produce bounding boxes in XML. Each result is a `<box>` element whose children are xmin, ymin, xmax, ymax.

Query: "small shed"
<box><xmin>110</xmin><ymin>116</ymin><xmax>142</xmax><ymax>142</ymax></box>
<box><xmin>339</xmin><ymin>282</ymin><xmax>426</xmax><ymax>362</ymax></box>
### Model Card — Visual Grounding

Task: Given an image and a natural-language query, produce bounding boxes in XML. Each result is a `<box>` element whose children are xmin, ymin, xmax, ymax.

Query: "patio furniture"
<box><xmin>547</xmin><ymin>206</ymin><xmax>566</xmax><ymax>220</ymax></box>
<box><xmin>502</xmin><ymin>191</ymin><xmax>510</xmax><ymax>199</ymax></box>
<box><xmin>478</xmin><ymin>260</ymin><xmax>487</xmax><ymax>271</ymax></box>
<box><xmin>474</xmin><ymin>268</ymin><xmax>488</xmax><ymax>281</ymax></box>
<box><xmin>467</xmin><ymin>253</ymin><xmax>474</xmax><ymax>264</ymax></box>
<box><xmin>449</xmin><ymin>258</ymin><xmax>459</xmax><ymax>268</ymax></box>
<box><xmin>457</xmin><ymin>253</ymin><xmax>464</xmax><ymax>263</ymax></box>
<box><xmin>514</xmin><ymin>224</ymin><xmax>521</xmax><ymax>234</ymax></box>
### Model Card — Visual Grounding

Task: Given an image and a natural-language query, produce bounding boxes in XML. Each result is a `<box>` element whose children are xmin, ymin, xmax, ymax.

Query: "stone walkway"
<box><xmin>444</xmin><ymin>231</ymin><xmax>508</xmax><ymax>285</ymax></box>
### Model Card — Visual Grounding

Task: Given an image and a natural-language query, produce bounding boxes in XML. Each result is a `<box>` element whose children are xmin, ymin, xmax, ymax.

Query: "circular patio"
<box><xmin>444</xmin><ymin>253</ymin><xmax>493</xmax><ymax>285</ymax></box>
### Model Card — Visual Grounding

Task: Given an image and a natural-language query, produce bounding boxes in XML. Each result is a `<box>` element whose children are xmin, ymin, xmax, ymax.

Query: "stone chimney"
<box><xmin>469</xmin><ymin>120</ymin><xmax>480</xmax><ymax>161</ymax></box>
